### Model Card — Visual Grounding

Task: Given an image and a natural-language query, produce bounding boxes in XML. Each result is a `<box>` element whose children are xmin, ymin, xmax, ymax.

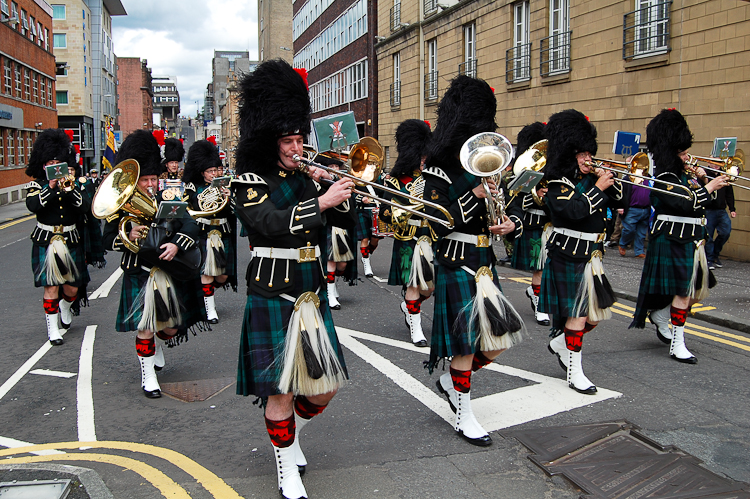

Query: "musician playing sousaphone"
<box><xmin>423</xmin><ymin>76</ymin><xmax>524</xmax><ymax>447</ymax></box>
<box><xmin>232</xmin><ymin>59</ymin><xmax>354</xmax><ymax>499</ymax></box>
<box><xmin>101</xmin><ymin>130</ymin><xmax>208</xmax><ymax>399</ymax></box>
<box><xmin>630</xmin><ymin>109</ymin><xmax>729</xmax><ymax>363</ymax></box>
<box><xmin>183</xmin><ymin>139</ymin><xmax>237</xmax><ymax>324</ymax></box>
<box><xmin>381</xmin><ymin>119</ymin><xmax>436</xmax><ymax>347</ymax></box>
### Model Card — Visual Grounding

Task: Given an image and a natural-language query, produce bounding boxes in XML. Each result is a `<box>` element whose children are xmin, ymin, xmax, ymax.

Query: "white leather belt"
<box><xmin>553</xmin><ymin>227</ymin><xmax>605</xmax><ymax>242</ymax></box>
<box><xmin>196</xmin><ymin>217</ymin><xmax>228</xmax><ymax>226</ymax></box>
<box><xmin>252</xmin><ymin>245</ymin><xmax>321</xmax><ymax>263</ymax></box>
<box><xmin>408</xmin><ymin>218</ymin><xmax>429</xmax><ymax>227</ymax></box>
<box><xmin>445</xmin><ymin>232</ymin><xmax>490</xmax><ymax>248</ymax></box>
<box><xmin>526</xmin><ymin>208</ymin><xmax>546</xmax><ymax>216</ymax></box>
<box><xmin>656</xmin><ymin>215</ymin><xmax>705</xmax><ymax>226</ymax></box>
<box><xmin>37</xmin><ymin>222</ymin><xmax>77</xmax><ymax>233</ymax></box>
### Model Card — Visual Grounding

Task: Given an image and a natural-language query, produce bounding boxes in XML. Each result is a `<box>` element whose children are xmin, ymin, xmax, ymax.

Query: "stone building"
<box><xmin>152</xmin><ymin>74</ymin><xmax>180</xmax><ymax>134</ymax></box>
<box><xmin>207</xmin><ymin>51</ymin><xmax>255</xmax><ymax>122</ymax></box>
<box><xmin>116</xmin><ymin>57</ymin><xmax>152</xmax><ymax>136</ymax></box>
<box><xmin>0</xmin><ymin>0</ymin><xmax>57</xmax><ymax>204</ymax></box>
<box><xmin>259</xmin><ymin>0</ymin><xmax>293</xmax><ymax>63</ymax></box>
<box><xmin>376</xmin><ymin>0</ymin><xmax>750</xmax><ymax>260</ymax></box>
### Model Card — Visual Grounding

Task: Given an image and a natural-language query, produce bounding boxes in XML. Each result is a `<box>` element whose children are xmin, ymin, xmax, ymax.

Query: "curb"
<box><xmin>0</xmin><ymin>463</ymin><xmax>115</xmax><ymax>498</ymax></box>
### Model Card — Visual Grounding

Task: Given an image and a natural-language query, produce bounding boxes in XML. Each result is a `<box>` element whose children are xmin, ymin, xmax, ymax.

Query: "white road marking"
<box><xmin>371</xmin><ymin>275</ymin><xmax>387</xmax><ymax>283</ymax></box>
<box><xmin>336</xmin><ymin>327</ymin><xmax>622</xmax><ymax>431</ymax></box>
<box><xmin>88</xmin><ymin>267</ymin><xmax>123</xmax><ymax>300</ymax></box>
<box><xmin>0</xmin><ymin>329</ymin><xmax>70</xmax><ymax>402</ymax></box>
<box><xmin>77</xmin><ymin>325</ymin><xmax>97</xmax><ymax>442</ymax></box>
<box><xmin>30</xmin><ymin>369</ymin><xmax>77</xmax><ymax>378</ymax></box>
<box><xmin>0</xmin><ymin>436</ymin><xmax>65</xmax><ymax>456</ymax></box>
<box><xmin>0</xmin><ymin>237</ymin><xmax>27</xmax><ymax>249</ymax></box>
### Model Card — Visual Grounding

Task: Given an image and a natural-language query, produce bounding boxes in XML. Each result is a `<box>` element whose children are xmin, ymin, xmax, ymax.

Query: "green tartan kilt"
<box><xmin>539</xmin><ymin>254</ymin><xmax>588</xmax><ymax>319</ymax></box>
<box><xmin>387</xmin><ymin>238</ymin><xmax>417</xmax><ymax>287</ymax></box>
<box><xmin>355</xmin><ymin>206</ymin><xmax>374</xmax><ymax>241</ymax></box>
<box><xmin>428</xmin><ymin>251</ymin><xmax>502</xmax><ymax>371</ymax></box>
<box><xmin>236</xmin><ymin>260</ymin><xmax>349</xmax><ymax>398</ymax></box>
<box><xmin>199</xmin><ymin>230</ymin><xmax>237</xmax><ymax>278</ymax></box>
<box><xmin>115</xmin><ymin>269</ymin><xmax>207</xmax><ymax>332</ymax></box>
<box><xmin>31</xmin><ymin>241</ymin><xmax>86</xmax><ymax>288</ymax></box>
<box><xmin>511</xmin><ymin>226</ymin><xmax>543</xmax><ymax>272</ymax></box>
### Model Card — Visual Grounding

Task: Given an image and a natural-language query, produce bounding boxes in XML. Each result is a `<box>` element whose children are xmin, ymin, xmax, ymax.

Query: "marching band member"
<box><xmin>160</xmin><ymin>137</ymin><xmax>185</xmax><ymax>181</ymax></box>
<box><xmin>382</xmin><ymin>119</ymin><xmax>434</xmax><ymax>347</ymax></box>
<box><xmin>103</xmin><ymin>130</ymin><xmax>206</xmax><ymax>398</ymax></box>
<box><xmin>26</xmin><ymin>129</ymin><xmax>90</xmax><ymax>345</ymax></box>
<box><xmin>355</xmin><ymin>183</ymin><xmax>382</xmax><ymax>277</ymax></box>
<box><xmin>508</xmin><ymin>122</ymin><xmax>551</xmax><ymax>325</ymax></box>
<box><xmin>233</xmin><ymin>59</ymin><xmax>354</xmax><ymax>499</ymax></box>
<box><xmin>539</xmin><ymin>109</ymin><xmax>624</xmax><ymax>394</ymax></box>
<box><xmin>183</xmin><ymin>139</ymin><xmax>238</xmax><ymax>324</ymax></box>
<box><xmin>423</xmin><ymin>76</ymin><xmax>524</xmax><ymax>446</ymax></box>
<box><xmin>325</xmin><ymin>221</ymin><xmax>357</xmax><ymax>310</ymax></box>
<box><xmin>630</xmin><ymin>109</ymin><xmax>728</xmax><ymax>363</ymax></box>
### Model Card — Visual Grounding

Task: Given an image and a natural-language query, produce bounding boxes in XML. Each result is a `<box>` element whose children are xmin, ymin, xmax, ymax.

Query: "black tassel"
<box><xmin>500</xmin><ymin>300</ymin><xmax>523</xmax><ymax>333</ymax></box>
<box><xmin>300</xmin><ymin>327</ymin><xmax>324</xmax><ymax>379</ymax></box>
<box><xmin>54</xmin><ymin>251</ymin><xmax>69</xmax><ymax>276</ymax></box>
<box><xmin>695</xmin><ymin>265</ymin><xmax>704</xmax><ymax>291</ymax></box>
<box><xmin>420</xmin><ymin>254</ymin><xmax>433</xmax><ymax>282</ymax></box>
<box><xmin>600</xmin><ymin>273</ymin><xmax>615</xmax><ymax>302</ymax></box>
<box><xmin>212</xmin><ymin>247</ymin><xmax>227</xmax><ymax>268</ymax></box>
<box><xmin>168</xmin><ymin>290</ymin><xmax>178</xmax><ymax>316</ymax></box>
<box><xmin>708</xmin><ymin>269</ymin><xmax>717</xmax><ymax>288</ymax></box>
<box><xmin>484</xmin><ymin>297</ymin><xmax>508</xmax><ymax>336</ymax></box>
<box><xmin>154</xmin><ymin>290</ymin><xmax>171</xmax><ymax>322</ymax></box>
<box><xmin>593</xmin><ymin>275</ymin><xmax>615</xmax><ymax>309</ymax></box>
<box><xmin>335</xmin><ymin>234</ymin><xmax>348</xmax><ymax>255</ymax></box>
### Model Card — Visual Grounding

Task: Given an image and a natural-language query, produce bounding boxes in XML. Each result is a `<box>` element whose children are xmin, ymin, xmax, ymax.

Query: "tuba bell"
<box><xmin>92</xmin><ymin>159</ymin><xmax>157</xmax><ymax>253</ymax></box>
<box><xmin>511</xmin><ymin>139</ymin><xmax>548</xmax><ymax>205</ymax></box>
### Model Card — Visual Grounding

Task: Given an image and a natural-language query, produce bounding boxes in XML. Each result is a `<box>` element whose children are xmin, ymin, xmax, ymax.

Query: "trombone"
<box><xmin>587</xmin><ymin>153</ymin><xmax>693</xmax><ymax>200</ymax></box>
<box><xmin>685</xmin><ymin>149</ymin><xmax>750</xmax><ymax>191</ymax></box>
<box><xmin>294</xmin><ymin>139</ymin><xmax>455</xmax><ymax>229</ymax></box>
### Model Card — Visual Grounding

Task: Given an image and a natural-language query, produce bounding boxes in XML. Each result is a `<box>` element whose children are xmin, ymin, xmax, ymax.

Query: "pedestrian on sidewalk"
<box><xmin>705</xmin><ymin>179</ymin><xmax>735</xmax><ymax>270</ymax></box>
<box><xmin>618</xmin><ymin>176</ymin><xmax>651</xmax><ymax>258</ymax></box>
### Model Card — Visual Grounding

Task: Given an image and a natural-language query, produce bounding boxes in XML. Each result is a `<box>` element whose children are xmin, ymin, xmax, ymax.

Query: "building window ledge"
<box><xmin>507</xmin><ymin>79</ymin><xmax>531</xmax><ymax>92</ymax></box>
<box><xmin>624</xmin><ymin>52</ymin><xmax>669</xmax><ymax>71</ymax></box>
<box><xmin>541</xmin><ymin>71</ymin><xmax>570</xmax><ymax>86</ymax></box>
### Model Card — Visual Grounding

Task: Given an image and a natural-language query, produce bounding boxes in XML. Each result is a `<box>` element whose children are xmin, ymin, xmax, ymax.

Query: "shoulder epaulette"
<box><xmin>422</xmin><ymin>166</ymin><xmax>452</xmax><ymax>184</ymax></box>
<box><xmin>549</xmin><ymin>177</ymin><xmax>576</xmax><ymax>188</ymax></box>
<box><xmin>184</xmin><ymin>182</ymin><xmax>196</xmax><ymax>192</ymax></box>
<box><xmin>105</xmin><ymin>212</ymin><xmax>120</xmax><ymax>223</ymax></box>
<box><xmin>25</xmin><ymin>181</ymin><xmax>42</xmax><ymax>190</ymax></box>
<box><xmin>384</xmin><ymin>176</ymin><xmax>400</xmax><ymax>189</ymax></box>
<box><xmin>234</xmin><ymin>172</ymin><xmax>268</xmax><ymax>185</ymax></box>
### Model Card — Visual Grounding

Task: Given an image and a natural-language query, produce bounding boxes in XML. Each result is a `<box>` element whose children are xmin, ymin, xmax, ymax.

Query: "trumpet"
<box><xmin>685</xmin><ymin>150</ymin><xmax>750</xmax><ymax>191</ymax></box>
<box><xmin>587</xmin><ymin>153</ymin><xmax>693</xmax><ymax>200</ymax></box>
<box><xmin>59</xmin><ymin>174</ymin><xmax>77</xmax><ymax>192</ymax></box>
<box><xmin>294</xmin><ymin>139</ymin><xmax>455</xmax><ymax>229</ymax></box>
<box><xmin>459</xmin><ymin>132</ymin><xmax>514</xmax><ymax>240</ymax></box>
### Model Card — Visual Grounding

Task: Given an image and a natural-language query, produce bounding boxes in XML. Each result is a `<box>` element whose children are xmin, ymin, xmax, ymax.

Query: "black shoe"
<box><xmin>708</xmin><ymin>261</ymin><xmax>716</xmax><ymax>270</ymax></box>
<box><xmin>671</xmin><ymin>354</ymin><xmax>698</xmax><ymax>364</ymax></box>
<box><xmin>49</xmin><ymin>338</ymin><xmax>64</xmax><ymax>346</ymax></box>
<box><xmin>60</xmin><ymin>320</ymin><xmax>71</xmax><ymax>330</ymax></box>
<box><xmin>458</xmin><ymin>430</ymin><xmax>493</xmax><ymax>447</ymax></box>
<box><xmin>569</xmin><ymin>383</ymin><xmax>598</xmax><ymax>395</ymax></box>
<box><xmin>714</xmin><ymin>258</ymin><xmax>723</xmax><ymax>268</ymax></box>
<box><xmin>208</xmin><ymin>317</ymin><xmax>219</xmax><ymax>324</ymax></box>
<box><xmin>143</xmin><ymin>388</ymin><xmax>161</xmax><ymax>398</ymax></box>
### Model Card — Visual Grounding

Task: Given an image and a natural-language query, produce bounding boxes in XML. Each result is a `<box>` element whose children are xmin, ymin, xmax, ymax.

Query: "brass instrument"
<box><xmin>686</xmin><ymin>149</ymin><xmax>750</xmax><ymax>191</ymax></box>
<box><xmin>587</xmin><ymin>153</ymin><xmax>693</xmax><ymax>200</ymax></box>
<box><xmin>188</xmin><ymin>184</ymin><xmax>231</xmax><ymax>218</ymax></box>
<box><xmin>459</xmin><ymin>132</ymin><xmax>514</xmax><ymax>240</ymax></box>
<box><xmin>511</xmin><ymin>139</ymin><xmax>548</xmax><ymax>205</ymax></box>
<box><xmin>59</xmin><ymin>174</ymin><xmax>77</xmax><ymax>192</ymax></box>
<box><xmin>294</xmin><ymin>138</ymin><xmax>455</xmax><ymax>229</ymax></box>
<box><xmin>92</xmin><ymin>159</ymin><xmax>158</xmax><ymax>253</ymax></box>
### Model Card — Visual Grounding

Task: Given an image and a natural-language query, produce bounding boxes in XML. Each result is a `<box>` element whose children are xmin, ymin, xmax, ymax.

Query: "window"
<box><xmin>20</xmin><ymin>9</ymin><xmax>28</xmax><ymax>35</ymax></box>
<box><xmin>47</xmin><ymin>79</ymin><xmax>52</xmax><ymax>107</ymax></box>
<box><xmin>53</xmin><ymin>33</ymin><xmax>67</xmax><ymax>48</ymax></box>
<box><xmin>10</xmin><ymin>2</ymin><xmax>17</xmax><ymax>30</ymax></box>
<box><xmin>14</xmin><ymin>64</ymin><xmax>21</xmax><ymax>98</ymax></box>
<box><xmin>3</xmin><ymin>60</ymin><xmax>10</xmax><ymax>95</ymax></box>
<box><xmin>507</xmin><ymin>1</ymin><xmax>531</xmax><ymax>82</ymax></box>
<box><xmin>37</xmin><ymin>22</ymin><xmax>42</xmax><ymax>46</ymax></box>
<box><xmin>32</xmin><ymin>73</ymin><xmax>38</xmax><ymax>102</ymax></box>
<box><xmin>56</xmin><ymin>62</ymin><xmax>68</xmax><ymax>76</ymax></box>
<box><xmin>17</xmin><ymin>131</ymin><xmax>24</xmax><ymax>163</ymax></box>
<box><xmin>7</xmin><ymin>131</ymin><xmax>14</xmax><ymax>164</ymax></box>
<box><xmin>29</xmin><ymin>16</ymin><xmax>36</xmax><ymax>41</ymax></box>
<box><xmin>542</xmin><ymin>0</ymin><xmax>571</xmax><ymax>75</ymax></box>
<box><xmin>56</xmin><ymin>90</ymin><xmax>68</xmax><ymax>105</ymax></box>
<box><xmin>624</xmin><ymin>0</ymin><xmax>671</xmax><ymax>59</ymax></box>
<box><xmin>390</xmin><ymin>0</ymin><xmax>401</xmax><ymax>32</ymax></box>
<box><xmin>426</xmin><ymin>38</ymin><xmax>438</xmax><ymax>100</ymax></box>
<box><xmin>52</xmin><ymin>4</ymin><xmax>65</xmax><ymax>19</ymax></box>
<box><xmin>27</xmin><ymin>133</ymin><xmax>32</xmax><ymax>163</ymax></box>
<box><xmin>460</xmin><ymin>23</ymin><xmax>477</xmax><ymax>78</ymax></box>
<box><xmin>23</xmin><ymin>68</ymin><xmax>30</xmax><ymax>100</ymax></box>
<box><xmin>0</xmin><ymin>0</ymin><xmax>8</xmax><ymax>16</ymax></box>
<box><xmin>391</xmin><ymin>52</ymin><xmax>401</xmax><ymax>106</ymax></box>
<box><xmin>424</xmin><ymin>0</ymin><xmax>438</xmax><ymax>17</ymax></box>
<box><xmin>44</xmin><ymin>28</ymin><xmax>49</xmax><ymax>50</ymax></box>
<box><xmin>40</xmin><ymin>76</ymin><xmax>46</xmax><ymax>104</ymax></box>
<box><xmin>0</xmin><ymin>130</ymin><xmax>4</xmax><ymax>167</ymax></box>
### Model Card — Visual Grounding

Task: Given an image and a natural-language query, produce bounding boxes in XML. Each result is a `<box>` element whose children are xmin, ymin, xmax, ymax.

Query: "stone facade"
<box><xmin>377</xmin><ymin>0</ymin><xmax>750</xmax><ymax>260</ymax></box>
<box><xmin>116</xmin><ymin>57</ymin><xmax>153</xmax><ymax>137</ymax></box>
<box><xmin>259</xmin><ymin>0</ymin><xmax>294</xmax><ymax>63</ymax></box>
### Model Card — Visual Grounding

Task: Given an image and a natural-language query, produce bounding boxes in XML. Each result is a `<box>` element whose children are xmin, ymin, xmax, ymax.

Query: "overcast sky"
<box><xmin>112</xmin><ymin>0</ymin><xmax>259</xmax><ymax>119</ymax></box>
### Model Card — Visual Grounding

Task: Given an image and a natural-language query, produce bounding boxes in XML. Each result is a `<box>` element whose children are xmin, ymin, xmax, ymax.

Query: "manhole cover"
<box><xmin>503</xmin><ymin>421</ymin><xmax>750</xmax><ymax>499</ymax></box>
<box><xmin>160</xmin><ymin>377</ymin><xmax>234</xmax><ymax>402</ymax></box>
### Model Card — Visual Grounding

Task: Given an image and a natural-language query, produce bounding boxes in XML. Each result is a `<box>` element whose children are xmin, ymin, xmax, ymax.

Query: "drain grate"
<box><xmin>159</xmin><ymin>377</ymin><xmax>235</xmax><ymax>402</ymax></box>
<box><xmin>503</xmin><ymin>420</ymin><xmax>750</xmax><ymax>499</ymax></box>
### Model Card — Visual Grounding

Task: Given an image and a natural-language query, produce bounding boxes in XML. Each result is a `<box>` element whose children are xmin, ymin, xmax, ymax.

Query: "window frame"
<box><xmin>462</xmin><ymin>23</ymin><xmax>477</xmax><ymax>78</ymax></box>
<box><xmin>53</xmin><ymin>33</ymin><xmax>67</xmax><ymax>49</ymax></box>
<box><xmin>56</xmin><ymin>90</ymin><xmax>68</xmax><ymax>105</ymax></box>
<box><xmin>426</xmin><ymin>38</ymin><xmax>438</xmax><ymax>100</ymax></box>
<box><xmin>51</xmin><ymin>4</ymin><xmax>66</xmax><ymax>20</ymax></box>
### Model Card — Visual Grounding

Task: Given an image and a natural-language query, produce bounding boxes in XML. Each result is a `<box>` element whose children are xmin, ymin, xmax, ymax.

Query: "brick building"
<box><xmin>116</xmin><ymin>57</ymin><xmax>152</xmax><ymax>136</ymax></box>
<box><xmin>293</xmin><ymin>0</ymin><xmax>379</xmax><ymax>140</ymax></box>
<box><xmin>376</xmin><ymin>0</ymin><xmax>750</xmax><ymax>260</ymax></box>
<box><xmin>0</xmin><ymin>0</ymin><xmax>57</xmax><ymax>204</ymax></box>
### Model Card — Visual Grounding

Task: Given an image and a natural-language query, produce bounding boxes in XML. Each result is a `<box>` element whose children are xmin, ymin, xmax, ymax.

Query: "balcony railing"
<box><xmin>424</xmin><ymin>70</ymin><xmax>438</xmax><ymax>100</ymax></box>
<box><xmin>623</xmin><ymin>1</ymin><xmax>671</xmax><ymax>60</ymax></box>
<box><xmin>424</xmin><ymin>0</ymin><xmax>438</xmax><ymax>17</ymax></box>
<box><xmin>458</xmin><ymin>58</ymin><xmax>477</xmax><ymax>79</ymax></box>
<box><xmin>540</xmin><ymin>31</ymin><xmax>571</xmax><ymax>77</ymax></box>
<box><xmin>390</xmin><ymin>81</ymin><xmax>401</xmax><ymax>107</ymax></box>
<box><xmin>506</xmin><ymin>42</ymin><xmax>531</xmax><ymax>83</ymax></box>
<box><xmin>390</xmin><ymin>4</ymin><xmax>402</xmax><ymax>32</ymax></box>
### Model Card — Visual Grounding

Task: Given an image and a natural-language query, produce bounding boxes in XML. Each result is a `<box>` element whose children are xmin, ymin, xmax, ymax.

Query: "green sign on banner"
<box><xmin>311</xmin><ymin>111</ymin><xmax>359</xmax><ymax>153</ymax></box>
<box><xmin>711</xmin><ymin>137</ymin><xmax>737</xmax><ymax>158</ymax></box>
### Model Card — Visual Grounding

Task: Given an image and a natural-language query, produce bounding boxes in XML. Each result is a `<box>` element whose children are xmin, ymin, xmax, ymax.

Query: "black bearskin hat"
<box><xmin>235</xmin><ymin>59</ymin><xmax>312</xmax><ymax>175</ymax></box>
<box><xmin>390</xmin><ymin>119</ymin><xmax>432</xmax><ymax>177</ymax></box>
<box><xmin>26</xmin><ymin>129</ymin><xmax>74</xmax><ymax>180</ymax></box>
<box><xmin>544</xmin><ymin>109</ymin><xmax>597</xmax><ymax>181</ymax></box>
<box><xmin>182</xmin><ymin>139</ymin><xmax>221</xmax><ymax>184</ymax></box>
<box><xmin>115</xmin><ymin>129</ymin><xmax>162</xmax><ymax>177</ymax></box>
<box><xmin>516</xmin><ymin>121</ymin><xmax>546</xmax><ymax>159</ymax></box>
<box><xmin>163</xmin><ymin>138</ymin><xmax>184</xmax><ymax>164</ymax></box>
<box><xmin>427</xmin><ymin>75</ymin><xmax>497</xmax><ymax>170</ymax></box>
<box><xmin>646</xmin><ymin>108</ymin><xmax>693</xmax><ymax>176</ymax></box>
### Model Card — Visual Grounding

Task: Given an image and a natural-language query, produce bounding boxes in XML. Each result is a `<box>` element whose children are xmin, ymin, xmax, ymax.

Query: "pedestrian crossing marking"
<box><xmin>30</xmin><ymin>369</ymin><xmax>77</xmax><ymax>378</ymax></box>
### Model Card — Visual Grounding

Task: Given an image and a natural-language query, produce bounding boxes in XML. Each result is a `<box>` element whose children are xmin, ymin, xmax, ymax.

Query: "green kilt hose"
<box><xmin>236</xmin><ymin>260</ymin><xmax>348</xmax><ymax>398</ymax></box>
<box><xmin>31</xmin><ymin>240</ymin><xmax>86</xmax><ymax>288</ymax></box>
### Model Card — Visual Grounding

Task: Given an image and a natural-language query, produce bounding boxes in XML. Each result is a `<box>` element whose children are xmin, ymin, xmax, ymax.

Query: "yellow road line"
<box><xmin>0</xmin><ymin>441</ymin><xmax>243</xmax><ymax>499</ymax></box>
<box><xmin>1</xmin><ymin>453</ymin><xmax>191</xmax><ymax>498</ymax></box>
<box><xmin>510</xmin><ymin>277</ymin><xmax>532</xmax><ymax>284</ymax></box>
<box><xmin>685</xmin><ymin>329</ymin><xmax>750</xmax><ymax>352</ymax></box>
<box><xmin>690</xmin><ymin>306</ymin><xmax>717</xmax><ymax>312</ymax></box>
<box><xmin>682</xmin><ymin>322</ymin><xmax>750</xmax><ymax>343</ymax></box>
<box><xmin>0</xmin><ymin>215</ymin><xmax>34</xmax><ymax>230</ymax></box>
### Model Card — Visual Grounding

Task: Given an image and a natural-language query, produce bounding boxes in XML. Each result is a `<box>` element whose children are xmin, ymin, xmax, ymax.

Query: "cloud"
<box><xmin>112</xmin><ymin>0</ymin><xmax>259</xmax><ymax>118</ymax></box>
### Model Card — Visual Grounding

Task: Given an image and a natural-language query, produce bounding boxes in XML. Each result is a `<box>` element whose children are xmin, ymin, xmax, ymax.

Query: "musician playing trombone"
<box><xmin>423</xmin><ymin>76</ymin><xmax>524</xmax><ymax>447</ymax></box>
<box><xmin>232</xmin><ymin>60</ymin><xmax>354</xmax><ymax>499</ymax></box>
<box><xmin>630</xmin><ymin>109</ymin><xmax>729</xmax><ymax>363</ymax></box>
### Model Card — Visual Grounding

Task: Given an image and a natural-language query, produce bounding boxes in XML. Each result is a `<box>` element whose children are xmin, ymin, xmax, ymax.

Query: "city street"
<box><xmin>0</xmin><ymin>213</ymin><xmax>748</xmax><ymax>498</ymax></box>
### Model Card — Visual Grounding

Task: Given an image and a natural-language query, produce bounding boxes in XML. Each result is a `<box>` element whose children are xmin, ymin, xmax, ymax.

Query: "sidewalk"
<box><xmin>0</xmin><ymin>200</ymin><xmax>31</xmax><ymax>223</ymax></box>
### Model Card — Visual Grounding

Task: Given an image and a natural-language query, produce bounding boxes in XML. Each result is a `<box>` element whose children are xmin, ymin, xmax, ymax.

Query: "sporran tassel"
<box><xmin>331</xmin><ymin>227</ymin><xmax>353</xmax><ymax>262</ymax></box>
<box><xmin>134</xmin><ymin>268</ymin><xmax>182</xmax><ymax>332</ymax></box>
<box><xmin>300</xmin><ymin>320</ymin><xmax>325</xmax><ymax>379</ymax></box>
<box><xmin>407</xmin><ymin>237</ymin><xmax>434</xmax><ymax>290</ymax></box>
<box><xmin>466</xmin><ymin>268</ymin><xmax>524</xmax><ymax>351</ymax></box>
<box><xmin>575</xmin><ymin>254</ymin><xmax>613</xmax><ymax>322</ymax></box>
<box><xmin>688</xmin><ymin>243</ymin><xmax>710</xmax><ymax>300</ymax></box>
<box><xmin>42</xmin><ymin>237</ymin><xmax>78</xmax><ymax>285</ymax></box>
<box><xmin>203</xmin><ymin>231</ymin><xmax>226</xmax><ymax>276</ymax></box>
<box><xmin>537</xmin><ymin>223</ymin><xmax>553</xmax><ymax>270</ymax></box>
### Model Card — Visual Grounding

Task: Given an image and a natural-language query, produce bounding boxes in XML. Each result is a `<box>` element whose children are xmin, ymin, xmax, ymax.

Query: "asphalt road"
<box><xmin>0</xmin><ymin>216</ymin><xmax>748</xmax><ymax>498</ymax></box>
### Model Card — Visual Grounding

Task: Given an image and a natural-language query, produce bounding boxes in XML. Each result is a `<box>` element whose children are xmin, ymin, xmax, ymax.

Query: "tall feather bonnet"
<box><xmin>26</xmin><ymin>129</ymin><xmax>75</xmax><ymax>180</ymax></box>
<box><xmin>183</xmin><ymin>139</ymin><xmax>221</xmax><ymax>184</ymax></box>
<box><xmin>163</xmin><ymin>137</ymin><xmax>185</xmax><ymax>164</ymax></box>
<box><xmin>235</xmin><ymin>59</ymin><xmax>312</xmax><ymax>175</ymax></box>
<box><xmin>516</xmin><ymin>121</ymin><xmax>546</xmax><ymax>159</ymax></box>
<box><xmin>646</xmin><ymin>108</ymin><xmax>693</xmax><ymax>176</ymax></box>
<box><xmin>115</xmin><ymin>130</ymin><xmax>162</xmax><ymax>177</ymax></box>
<box><xmin>391</xmin><ymin>119</ymin><xmax>432</xmax><ymax>177</ymax></box>
<box><xmin>544</xmin><ymin>109</ymin><xmax>597</xmax><ymax>181</ymax></box>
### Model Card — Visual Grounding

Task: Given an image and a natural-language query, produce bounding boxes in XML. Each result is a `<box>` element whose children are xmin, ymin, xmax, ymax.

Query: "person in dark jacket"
<box><xmin>704</xmin><ymin>180</ymin><xmax>735</xmax><ymax>269</ymax></box>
